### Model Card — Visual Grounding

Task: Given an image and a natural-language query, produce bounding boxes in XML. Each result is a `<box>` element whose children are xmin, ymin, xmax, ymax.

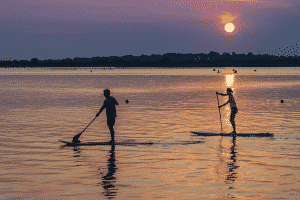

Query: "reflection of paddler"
<box><xmin>216</xmin><ymin>88</ymin><xmax>238</xmax><ymax>134</ymax></box>
<box><xmin>226</xmin><ymin>136</ymin><xmax>239</xmax><ymax>186</ymax></box>
<box><xmin>96</xmin><ymin>89</ymin><xmax>119</xmax><ymax>144</ymax></box>
<box><xmin>101</xmin><ymin>144</ymin><xmax>118</xmax><ymax>198</ymax></box>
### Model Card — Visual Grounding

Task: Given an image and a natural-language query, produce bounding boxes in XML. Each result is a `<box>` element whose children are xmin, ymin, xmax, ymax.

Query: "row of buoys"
<box><xmin>213</xmin><ymin>69</ymin><xmax>238</xmax><ymax>73</ymax></box>
<box><xmin>212</xmin><ymin>69</ymin><xmax>258</xmax><ymax>73</ymax></box>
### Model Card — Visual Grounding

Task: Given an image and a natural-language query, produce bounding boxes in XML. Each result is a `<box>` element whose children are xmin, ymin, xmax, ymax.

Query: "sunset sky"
<box><xmin>1</xmin><ymin>0</ymin><xmax>299</xmax><ymax>60</ymax></box>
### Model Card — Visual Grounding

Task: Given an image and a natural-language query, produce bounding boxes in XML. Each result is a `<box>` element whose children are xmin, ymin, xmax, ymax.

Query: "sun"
<box><xmin>224</xmin><ymin>23</ymin><xmax>235</xmax><ymax>33</ymax></box>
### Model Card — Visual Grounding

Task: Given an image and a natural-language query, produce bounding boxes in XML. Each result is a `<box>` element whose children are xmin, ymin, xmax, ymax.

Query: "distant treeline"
<box><xmin>1</xmin><ymin>52</ymin><xmax>300</xmax><ymax>67</ymax></box>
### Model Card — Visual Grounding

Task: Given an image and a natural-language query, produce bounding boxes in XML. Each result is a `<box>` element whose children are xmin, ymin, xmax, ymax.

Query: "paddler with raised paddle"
<box><xmin>216</xmin><ymin>88</ymin><xmax>238</xmax><ymax>134</ymax></box>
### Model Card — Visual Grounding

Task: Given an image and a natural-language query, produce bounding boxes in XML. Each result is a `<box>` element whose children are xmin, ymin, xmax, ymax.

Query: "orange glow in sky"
<box><xmin>215</xmin><ymin>11</ymin><xmax>238</xmax><ymax>34</ymax></box>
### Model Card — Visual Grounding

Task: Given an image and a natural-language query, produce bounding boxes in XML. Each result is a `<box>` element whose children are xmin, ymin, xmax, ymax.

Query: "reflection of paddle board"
<box><xmin>191</xmin><ymin>132</ymin><xmax>273</xmax><ymax>137</ymax></box>
<box><xmin>59</xmin><ymin>140</ymin><xmax>153</xmax><ymax>146</ymax></box>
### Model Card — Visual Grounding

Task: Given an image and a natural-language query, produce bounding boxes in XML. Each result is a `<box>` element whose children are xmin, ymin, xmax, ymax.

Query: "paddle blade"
<box><xmin>72</xmin><ymin>132</ymin><xmax>82</xmax><ymax>142</ymax></box>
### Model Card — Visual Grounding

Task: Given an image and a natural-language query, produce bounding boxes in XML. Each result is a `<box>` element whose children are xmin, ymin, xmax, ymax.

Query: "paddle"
<box><xmin>216</xmin><ymin>92</ymin><xmax>223</xmax><ymax>134</ymax></box>
<box><xmin>72</xmin><ymin>116</ymin><xmax>97</xmax><ymax>142</ymax></box>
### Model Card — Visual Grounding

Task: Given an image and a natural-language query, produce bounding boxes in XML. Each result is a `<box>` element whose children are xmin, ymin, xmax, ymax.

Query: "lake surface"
<box><xmin>1</xmin><ymin>67</ymin><xmax>300</xmax><ymax>199</ymax></box>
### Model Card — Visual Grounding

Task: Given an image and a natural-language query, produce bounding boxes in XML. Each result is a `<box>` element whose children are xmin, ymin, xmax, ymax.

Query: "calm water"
<box><xmin>1</xmin><ymin>67</ymin><xmax>300</xmax><ymax>199</ymax></box>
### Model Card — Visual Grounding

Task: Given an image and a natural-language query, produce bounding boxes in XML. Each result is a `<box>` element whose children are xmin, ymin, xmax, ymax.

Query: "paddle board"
<box><xmin>59</xmin><ymin>140</ymin><xmax>204</xmax><ymax>146</ymax></box>
<box><xmin>59</xmin><ymin>140</ymin><xmax>154</xmax><ymax>146</ymax></box>
<box><xmin>191</xmin><ymin>131</ymin><xmax>273</xmax><ymax>137</ymax></box>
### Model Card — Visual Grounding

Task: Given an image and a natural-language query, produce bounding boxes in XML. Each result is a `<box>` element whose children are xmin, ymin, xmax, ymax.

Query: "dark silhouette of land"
<box><xmin>1</xmin><ymin>52</ymin><xmax>300</xmax><ymax>67</ymax></box>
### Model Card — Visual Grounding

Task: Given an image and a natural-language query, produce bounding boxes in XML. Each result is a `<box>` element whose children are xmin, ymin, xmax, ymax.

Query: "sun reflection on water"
<box><xmin>224</xmin><ymin>73</ymin><xmax>236</xmax><ymax>126</ymax></box>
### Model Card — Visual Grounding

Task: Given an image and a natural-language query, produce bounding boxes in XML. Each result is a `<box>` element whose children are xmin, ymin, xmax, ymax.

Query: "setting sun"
<box><xmin>224</xmin><ymin>23</ymin><xmax>235</xmax><ymax>33</ymax></box>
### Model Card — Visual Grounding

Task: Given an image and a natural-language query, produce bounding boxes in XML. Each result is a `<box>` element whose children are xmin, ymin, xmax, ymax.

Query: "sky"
<box><xmin>1</xmin><ymin>0</ymin><xmax>299</xmax><ymax>60</ymax></box>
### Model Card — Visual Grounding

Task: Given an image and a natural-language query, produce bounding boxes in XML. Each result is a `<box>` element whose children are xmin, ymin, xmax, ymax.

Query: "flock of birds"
<box><xmin>256</xmin><ymin>44</ymin><xmax>298</xmax><ymax>57</ymax></box>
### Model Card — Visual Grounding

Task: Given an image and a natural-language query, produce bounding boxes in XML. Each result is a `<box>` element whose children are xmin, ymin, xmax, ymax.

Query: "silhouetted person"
<box><xmin>216</xmin><ymin>88</ymin><xmax>238</xmax><ymax>133</ymax></box>
<box><xmin>96</xmin><ymin>89</ymin><xmax>119</xmax><ymax>144</ymax></box>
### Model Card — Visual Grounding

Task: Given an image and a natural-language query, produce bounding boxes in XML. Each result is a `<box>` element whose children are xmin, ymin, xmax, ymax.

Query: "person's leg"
<box><xmin>230</xmin><ymin>110</ymin><xmax>237</xmax><ymax>133</ymax></box>
<box><xmin>107</xmin><ymin>117</ymin><xmax>115</xmax><ymax>143</ymax></box>
<box><xmin>108</xmin><ymin>125</ymin><xmax>115</xmax><ymax>142</ymax></box>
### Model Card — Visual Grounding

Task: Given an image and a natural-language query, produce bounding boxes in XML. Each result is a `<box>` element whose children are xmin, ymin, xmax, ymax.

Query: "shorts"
<box><xmin>231</xmin><ymin>107</ymin><xmax>238</xmax><ymax>114</ymax></box>
<box><xmin>107</xmin><ymin>117</ymin><xmax>115</xmax><ymax>127</ymax></box>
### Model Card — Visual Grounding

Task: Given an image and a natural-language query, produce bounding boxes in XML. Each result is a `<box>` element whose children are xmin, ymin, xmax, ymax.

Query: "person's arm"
<box><xmin>115</xmin><ymin>98</ymin><xmax>119</xmax><ymax>106</ymax></box>
<box><xmin>219</xmin><ymin>100</ymin><xmax>229</xmax><ymax>108</ymax></box>
<box><xmin>96</xmin><ymin>104</ymin><xmax>105</xmax><ymax>117</ymax></box>
<box><xmin>216</xmin><ymin>92</ymin><xmax>228</xmax><ymax>96</ymax></box>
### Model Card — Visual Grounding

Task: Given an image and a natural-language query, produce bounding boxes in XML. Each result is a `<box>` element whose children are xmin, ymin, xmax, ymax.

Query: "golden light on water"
<box><xmin>225</xmin><ymin>74</ymin><xmax>235</xmax><ymax>126</ymax></box>
<box><xmin>225</xmin><ymin>74</ymin><xmax>235</xmax><ymax>88</ymax></box>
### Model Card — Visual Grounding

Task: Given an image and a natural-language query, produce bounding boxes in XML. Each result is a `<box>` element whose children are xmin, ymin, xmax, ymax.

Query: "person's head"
<box><xmin>227</xmin><ymin>88</ymin><xmax>233</xmax><ymax>94</ymax></box>
<box><xmin>104</xmin><ymin>89</ymin><xmax>110</xmax><ymax>98</ymax></box>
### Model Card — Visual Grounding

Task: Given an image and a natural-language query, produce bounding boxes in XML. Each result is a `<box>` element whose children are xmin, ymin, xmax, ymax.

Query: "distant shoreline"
<box><xmin>1</xmin><ymin>52</ymin><xmax>299</xmax><ymax>67</ymax></box>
